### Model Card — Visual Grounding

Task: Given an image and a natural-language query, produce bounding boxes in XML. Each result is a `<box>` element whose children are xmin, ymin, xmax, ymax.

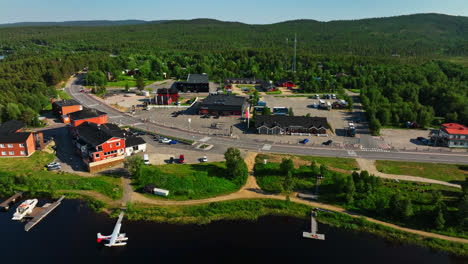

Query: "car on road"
<box><xmin>201</xmin><ymin>114</ymin><xmax>210</xmax><ymax>118</ymax></box>
<box><xmin>169</xmin><ymin>140</ymin><xmax>178</xmax><ymax>144</ymax></box>
<box><xmin>323</xmin><ymin>140</ymin><xmax>333</xmax><ymax>145</ymax></box>
<box><xmin>160</xmin><ymin>138</ymin><xmax>171</xmax><ymax>144</ymax></box>
<box><xmin>47</xmin><ymin>164</ymin><xmax>61</xmax><ymax>171</ymax></box>
<box><xmin>300</xmin><ymin>139</ymin><xmax>309</xmax><ymax>144</ymax></box>
<box><xmin>200</xmin><ymin>156</ymin><xmax>208</xmax><ymax>162</ymax></box>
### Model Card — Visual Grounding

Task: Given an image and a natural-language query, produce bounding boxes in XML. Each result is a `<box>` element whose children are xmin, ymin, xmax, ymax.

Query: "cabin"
<box><xmin>438</xmin><ymin>123</ymin><xmax>468</xmax><ymax>148</ymax></box>
<box><xmin>255</xmin><ymin>115</ymin><xmax>328</xmax><ymax>135</ymax></box>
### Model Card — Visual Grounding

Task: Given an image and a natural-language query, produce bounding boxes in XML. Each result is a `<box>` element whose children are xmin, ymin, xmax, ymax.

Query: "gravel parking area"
<box><xmin>380</xmin><ymin>129</ymin><xmax>433</xmax><ymax>150</ymax></box>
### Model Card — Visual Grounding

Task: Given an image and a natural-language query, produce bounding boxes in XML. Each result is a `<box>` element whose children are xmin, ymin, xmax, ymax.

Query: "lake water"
<box><xmin>0</xmin><ymin>199</ymin><xmax>466</xmax><ymax>263</ymax></box>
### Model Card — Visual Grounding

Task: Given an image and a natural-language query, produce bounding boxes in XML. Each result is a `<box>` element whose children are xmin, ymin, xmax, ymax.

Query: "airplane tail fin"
<box><xmin>97</xmin><ymin>233</ymin><xmax>103</xmax><ymax>243</ymax></box>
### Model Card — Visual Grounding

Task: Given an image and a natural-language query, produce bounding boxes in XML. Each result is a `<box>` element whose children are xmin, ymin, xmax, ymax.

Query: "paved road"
<box><xmin>66</xmin><ymin>74</ymin><xmax>468</xmax><ymax>165</ymax></box>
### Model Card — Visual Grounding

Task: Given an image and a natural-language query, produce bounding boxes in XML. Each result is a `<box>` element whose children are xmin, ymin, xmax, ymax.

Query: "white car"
<box><xmin>315</xmin><ymin>94</ymin><xmax>319</xmax><ymax>99</ymax></box>
<box><xmin>161</xmin><ymin>138</ymin><xmax>171</xmax><ymax>144</ymax></box>
<box><xmin>313</xmin><ymin>102</ymin><xmax>318</xmax><ymax>108</ymax></box>
<box><xmin>47</xmin><ymin>162</ymin><xmax>60</xmax><ymax>168</ymax></box>
<box><xmin>200</xmin><ymin>156</ymin><xmax>208</xmax><ymax>162</ymax></box>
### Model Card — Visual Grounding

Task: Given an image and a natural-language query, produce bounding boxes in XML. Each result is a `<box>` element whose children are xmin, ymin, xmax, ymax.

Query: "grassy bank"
<box><xmin>375</xmin><ymin>160</ymin><xmax>468</xmax><ymax>182</ymax></box>
<box><xmin>123</xmin><ymin>199</ymin><xmax>468</xmax><ymax>256</ymax></box>
<box><xmin>57</xmin><ymin>90</ymin><xmax>72</xmax><ymax>100</ymax></box>
<box><xmin>0</xmin><ymin>152</ymin><xmax>122</xmax><ymax>200</ymax></box>
<box><xmin>134</xmin><ymin>162</ymin><xmax>243</xmax><ymax>200</ymax></box>
<box><xmin>256</xmin><ymin>153</ymin><xmax>358</xmax><ymax>171</ymax></box>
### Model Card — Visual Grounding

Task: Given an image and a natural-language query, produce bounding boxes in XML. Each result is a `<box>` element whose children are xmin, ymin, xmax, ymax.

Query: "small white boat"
<box><xmin>12</xmin><ymin>199</ymin><xmax>38</xmax><ymax>220</ymax></box>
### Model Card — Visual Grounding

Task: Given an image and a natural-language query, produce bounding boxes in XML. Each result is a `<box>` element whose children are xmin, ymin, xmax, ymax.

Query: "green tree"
<box><xmin>288</xmin><ymin>107</ymin><xmax>294</xmax><ymax>116</ymax></box>
<box><xmin>457</xmin><ymin>194</ymin><xmax>468</xmax><ymax>227</ymax></box>
<box><xmin>434</xmin><ymin>207</ymin><xmax>445</xmax><ymax>230</ymax></box>
<box><xmin>345</xmin><ymin>176</ymin><xmax>355</xmax><ymax>203</ymax></box>
<box><xmin>125</xmin><ymin>82</ymin><xmax>130</xmax><ymax>92</ymax></box>
<box><xmin>262</xmin><ymin>107</ymin><xmax>271</xmax><ymax>115</ymax></box>
<box><xmin>6</xmin><ymin>103</ymin><xmax>21</xmax><ymax>120</ymax></box>
<box><xmin>283</xmin><ymin>170</ymin><xmax>294</xmax><ymax>192</ymax></box>
<box><xmin>369</xmin><ymin>117</ymin><xmax>381</xmax><ymax>135</ymax></box>
<box><xmin>310</xmin><ymin>161</ymin><xmax>320</xmax><ymax>177</ymax></box>
<box><xmin>136</xmin><ymin>76</ymin><xmax>145</xmax><ymax>91</ymax></box>
<box><xmin>124</xmin><ymin>155</ymin><xmax>144</xmax><ymax>184</ymax></box>
<box><xmin>320</xmin><ymin>164</ymin><xmax>330</xmax><ymax>178</ymax></box>
<box><xmin>401</xmin><ymin>199</ymin><xmax>414</xmax><ymax>220</ymax></box>
<box><xmin>280</xmin><ymin>158</ymin><xmax>294</xmax><ymax>176</ymax></box>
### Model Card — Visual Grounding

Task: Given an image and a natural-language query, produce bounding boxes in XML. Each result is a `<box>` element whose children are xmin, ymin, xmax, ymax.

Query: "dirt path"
<box><xmin>356</xmin><ymin>158</ymin><xmax>461</xmax><ymax>188</ymax></box>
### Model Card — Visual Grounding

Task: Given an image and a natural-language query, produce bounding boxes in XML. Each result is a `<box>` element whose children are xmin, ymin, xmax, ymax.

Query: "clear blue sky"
<box><xmin>1</xmin><ymin>0</ymin><xmax>467</xmax><ymax>24</ymax></box>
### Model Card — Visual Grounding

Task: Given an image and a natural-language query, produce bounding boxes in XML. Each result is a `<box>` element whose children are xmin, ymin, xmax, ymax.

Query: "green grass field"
<box><xmin>57</xmin><ymin>90</ymin><xmax>71</xmax><ymax>100</ymax></box>
<box><xmin>256</xmin><ymin>153</ymin><xmax>358</xmax><ymax>171</ymax></box>
<box><xmin>106</xmin><ymin>80</ymin><xmax>154</xmax><ymax>87</ymax></box>
<box><xmin>135</xmin><ymin>162</ymin><xmax>242</xmax><ymax>200</ymax></box>
<box><xmin>0</xmin><ymin>152</ymin><xmax>122</xmax><ymax>199</ymax></box>
<box><xmin>375</xmin><ymin>160</ymin><xmax>468</xmax><ymax>182</ymax></box>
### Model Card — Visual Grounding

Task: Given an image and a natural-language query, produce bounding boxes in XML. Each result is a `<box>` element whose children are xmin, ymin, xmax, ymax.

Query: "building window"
<box><xmin>0</xmin><ymin>144</ymin><xmax>4</xmax><ymax>148</ymax></box>
<box><xmin>20</xmin><ymin>151</ymin><xmax>25</xmax><ymax>155</ymax></box>
<box><xmin>116</xmin><ymin>142</ymin><xmax>120</xmax><ymax>147</ymax></box>
<box><xmin>7</xmin><ymin>144</ymin><xmax>13</xmax><ymax>148</ymax></box>
<box><xmin>1</xmin><ymin>151</ymin><xmax>5</xmax><ymax>155</ymax></box>
<box><xmin>9</xmin><ymin>151</ymin><xmax>14</xmax><ymax>155</ymax></box>
<box><xmin>19</xmin><ymin>144</ymin><xmax>24</xmax><ymax>148</ymax></box>
<box><xmin>95</xmin><ymin>153</ymin><xmax>100</xmax><ymax>159</ymax></box>
<box><xmin>110</xmin><ymin>144</ymin><xmax>113</xmax><ymax>148</ymax></box>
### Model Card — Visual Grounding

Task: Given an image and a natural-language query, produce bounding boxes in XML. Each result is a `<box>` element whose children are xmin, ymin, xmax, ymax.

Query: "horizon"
<box><xmin>1</xmin><ymin>0</ymin><xmax>468</xmax><ymax>24</ymax></box>
<box><xmin>1</xmin><ymin>12</ymin><xmax>468</xmax><ymax>26</ymax></box>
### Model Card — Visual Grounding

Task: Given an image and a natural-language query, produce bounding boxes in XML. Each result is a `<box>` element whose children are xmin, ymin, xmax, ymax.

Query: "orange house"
<box><xmin>0</xmin><ymin>120</ymin><xmax>43</xmax><ymax>157</ymax></box>
<box><xmin>52</xmin><ymin>99</ymin><xmax>83</xmax><ymax>122</ymax></box>
<box><xmin>69</xmin><ymin>108</ymin><xmax>108</xmax><ymax>127</ymax></box>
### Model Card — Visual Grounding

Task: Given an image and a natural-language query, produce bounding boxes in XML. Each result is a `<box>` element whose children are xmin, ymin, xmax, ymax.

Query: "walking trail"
<box><xmin>68</xmin><ymin>152</ymin><xmax>468</xmax><ymax>244</ymax></box>
<box><xmin>356</xmin><ymin>158</ymin><xmax>461</xmax><ymax>189</ymax></box>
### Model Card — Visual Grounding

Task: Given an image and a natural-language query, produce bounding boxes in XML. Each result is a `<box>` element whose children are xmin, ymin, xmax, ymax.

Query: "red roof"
<box><xmin>442</xmin><ymin>123</ymin><xmax>468</xmax><ymax>135</ymax></box>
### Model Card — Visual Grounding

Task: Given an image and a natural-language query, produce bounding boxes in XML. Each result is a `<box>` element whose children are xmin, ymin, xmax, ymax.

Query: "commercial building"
<box><xmin>125</xmin><ymin>136</ymin><xmax>147</xmax><ymax>156</ymax></box>
<box><xmin>439</xmin><ymin>123</ymin><xmax>468</xmax><ymax>148</ymax></box>
<box><xmin>69</xmin><ymin>108</ymin><xmax>108</xmax><ymax>127</ymax></box>
<box><xmin>199</xmin><ymin>94</ymin><xmax>249</xmax><ymax>116</ymax></box>
<box><xmin>155</xmin><ymin>88</ymin><xmax>179</xmax><ymax>105</ymax></box>
<box><xmin>52</xmin><ymin>99</ymin><xmax>83</xmax><ymax>123</ymax></box>
<box><xmin>255</xmin><ymin>115</ymin><xmax>328</xmax><ymax>135</ymax></box>
<box><xmin>176</xmin><ymin>74</ymin><xmax>209</xmax><ymax>93</ymax></box>
<box><xmin>0</xmin><ymin>120</ymin><xmax>44</xmax><ymax>157</ymax></box>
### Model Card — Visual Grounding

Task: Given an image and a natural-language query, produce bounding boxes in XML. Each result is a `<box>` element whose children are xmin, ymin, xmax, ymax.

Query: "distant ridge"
<box><xmin>0</xmin><ymin>20</ymin><xmax>168</xmax><ymax>27</ymax></box>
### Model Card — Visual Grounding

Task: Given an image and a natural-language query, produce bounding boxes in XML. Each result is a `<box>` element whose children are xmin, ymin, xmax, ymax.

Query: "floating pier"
<box><xmin>24</xmin><ymin>196</ymin><xmax>65</xmax><ymax>232</ymax></box>
<box><xmin>303</xmin><ymin>210</ymin><xmax>325</xmax><ymax>240</ymax></box>
<box><xmin>0</xmin><ymin>192</ymin><xmax>23</xmax><ymax>211</ymax></box>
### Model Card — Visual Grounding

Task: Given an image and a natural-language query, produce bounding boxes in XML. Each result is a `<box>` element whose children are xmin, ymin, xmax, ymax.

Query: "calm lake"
<box><xmin>0</xmin><ymin>199</ymin><xmax>466</xmax><ymax>263</ymax></box>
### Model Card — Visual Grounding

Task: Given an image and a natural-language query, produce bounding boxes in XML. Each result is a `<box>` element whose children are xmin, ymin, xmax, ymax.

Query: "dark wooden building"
<box><xmin>255</xmin><ymin>115</ymin><xmax>328</xmax><ymax>135</ymax></box>
<box><xmin>176</xmin><ymin>74</ymin><xmax>209</xmax><ymax>93</ymax></box>
<box><xmin>199</xmin><ymin>94</ymin><xmax>248</xmax><ymax>116</ymax></box>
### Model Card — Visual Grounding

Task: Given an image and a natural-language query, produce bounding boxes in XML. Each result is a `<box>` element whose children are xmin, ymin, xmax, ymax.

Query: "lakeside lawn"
<box><xmin>0</xmin><ymin>152</ymin><xmax>122</xmax><ymax>200</ymax></box>
<box><xmin>134</xmin><ymin>162</ymin><xmax>242</xmax><ymax>200</ymax></box>
<box><xmin>375</xmin><ymin>160</ymin><xmax>468</xmax><ymax>182</ymax></box>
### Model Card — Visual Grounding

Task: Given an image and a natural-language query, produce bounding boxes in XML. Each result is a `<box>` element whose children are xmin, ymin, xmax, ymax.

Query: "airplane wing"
<box><xmin>106</xmin><ymin>212</ymin><xmax>125</xmax><ymax>247</ymax></box>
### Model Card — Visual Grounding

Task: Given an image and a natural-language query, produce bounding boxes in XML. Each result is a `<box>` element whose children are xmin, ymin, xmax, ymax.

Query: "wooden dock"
<box><xmin>0</xmin><ymin>192</ymin><xmax>23</xmax><ymax>211</ymax></box>
<box><xmin>303</xmin><ymin>210</ymin><xmax>325</xmax><ymax>240</ymax></box>
<box><xmin>24</xmin><ymin>196</ymin><xmax>65</xmax><ymax>232</ymax></box>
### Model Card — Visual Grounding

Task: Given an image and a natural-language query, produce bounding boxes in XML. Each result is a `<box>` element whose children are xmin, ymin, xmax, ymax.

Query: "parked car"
<box><xmin>169</xmin><ymin>140</ymin><xmax>178</xmax><ymax>144</ymax></box>
<box><xmin>179</xmin><ymin>155</ymin><xmax>185</xmax><ymax>164</ymax></box>
<box><xmin>47</xmin><ymin>164</ymin><xmax>61</xmax><ymax>171</ymax></box>
<box><xmin>161</xmin><ymin>138</ymin><xmax>171</xmax><ymax>144</ymax></box>
<box><xmin>332</xmin><ymin>94</ymin><xmax>336</xmax><ymax>99</ymax></box>
<box><xmin>153</xmin><ymin>135</ymin><xmax>161</xmax><ymax>141</ymax></box>
<box><xmin>201</xmin><ymin>114</ymin><xmax>210</xmax><ymax>118</ymax></box>
<box><xmin>46</xmin><ymin>162</ymin><xmax>60</xmax><ymax>168</ymax></box>
<box><xmin>313</xmin><ymin>102</ymin><xmax>318</xmax><ymax>108</ymax></box>
<box><xmin>301</xmin><ymin>139</ymin><xmax>309</xmax><ymax>144</ymax></box>
<box><xmin>143</xmin><ymin>154</ymin><xmax>150</xmax><ymax>165</ymax></box>
<box><xmin>416</xmin><ymin>137</ymin><xmax>425</xmax><ymax>141</ymax></box>
<box><xmin>200</xmin><ymin>156</ymin><xmax>208</xmax><ymax>162</ymax></box>
<box><xmin>80</xmin><ymin>89</ymin><xmax>85</xmax><ymax>93</ymax></box>
<box><xmin>169</xmin><ymin>157</ymin><xmax>174</xmax><ymax>164</ymax></box>
<box><xmin>323</xmin><ymin>140</ymin><xmax>333</xmax><ymax>145</ymax></box>
<box><xmin>315</xmin><ymin>94</ymin><xmax>320</xmax><ymax>99</ymax></box>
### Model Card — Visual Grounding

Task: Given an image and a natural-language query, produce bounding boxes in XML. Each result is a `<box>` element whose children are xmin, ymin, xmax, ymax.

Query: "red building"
<box><xmin>69</xmin><ymin>108</ymin><xmax>108</xmax><ymax>127</ymax></box>
<box><xmin>439</xmin><ymin>123</ymin><xmax>468</xmax><ymax>148</ymax></box>
<box><xmin>275</xmin><ymin>79</ymin><xmax>296</xmax><ymax>88</ymax></box>
<box><xmin>0</xmin><ymin>120</ymin><xmax>43</xmax><ymax>157</ymax></box>
<box><xmin>156</xmin><ymin>88</ymin><xmax>179</xmax><ymax>105</ymax></box>
<box><xmin>52</xmin><ymin>99</ymin><xmax>83</xmax><ymax>123</ymax></box>
<box><xmin>72</xmin><ymin>122</ymin><xmax>126</xmax><ymax>172</ymax></box>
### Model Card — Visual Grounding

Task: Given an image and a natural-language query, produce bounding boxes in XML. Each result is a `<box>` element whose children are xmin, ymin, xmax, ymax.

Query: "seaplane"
<box><xmin>97</xmin><ymin>211</ymin><xmax>128</xmax><ymax>247</ymax></box>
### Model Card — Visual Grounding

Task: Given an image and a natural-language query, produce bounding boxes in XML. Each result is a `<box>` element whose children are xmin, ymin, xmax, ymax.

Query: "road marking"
<box><xmin>110</xmin><ymin>115</ymin><xmax>123</xmax><ymax>118</ymax></box>
<box><xmin>262</xmin><ymin>144</ymin><xmax>272</xmax><ymax>150</ymax></box>
<box><xmin>360</xmin><ymin>148</ymin><xmax>390</xmax><ymax>153</ymax></box>
<box><xmin>88</xmin><ymin>104</ymin><xmax>98</xmax><ymax>107</ymax></box>
<box><xmin>133</xmin><ymin>122</ymin><xmax>144</xmax><ymax>126</ymax></box>
<box><xmin>347</xmin><ymin>150</ymin><xmax>357</xmax><ymax>157</ymax></box>
<box><xmin>199</xmin><ymin>137</ymin><xmax>211</xmax><ymax>142</ymax></box>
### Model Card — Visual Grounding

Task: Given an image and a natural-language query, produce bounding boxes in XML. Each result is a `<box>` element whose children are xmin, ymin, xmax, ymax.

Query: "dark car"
<box><xmin>47</xmin><ymin>164</ymin><xmax>61</xmax><ymax>171</ymax></box>
<box><xmin>416</xmin><ymin>137</ymin><xmax>425</xmax><ymax>141</ymax></box>
<box><xmin>169</xmin><ymin>157</ymin><xmax>174</xmax><ymax>164</ymax></box>
<box><xmin>323</xmin><ymin>140</ymin><xmax>333</xmax><ymax>145</ymax></box>
<box><xmin>201</xmin><ymin>114</ymin><xmax>210</xmax><ymax>118</ymax></box>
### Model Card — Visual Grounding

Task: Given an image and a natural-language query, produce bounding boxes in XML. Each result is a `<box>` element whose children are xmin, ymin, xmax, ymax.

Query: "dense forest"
<box><xmin>0</xmin><ymin>13</ymin><xmax>467</xmax><ymax>129</ymax></box>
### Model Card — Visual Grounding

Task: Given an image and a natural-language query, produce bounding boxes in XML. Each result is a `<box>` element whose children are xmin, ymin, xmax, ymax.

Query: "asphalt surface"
<box><xmin>65</xmin><ymin>74</ymin><xmax>468</xmax><ymax>165</ymax></box>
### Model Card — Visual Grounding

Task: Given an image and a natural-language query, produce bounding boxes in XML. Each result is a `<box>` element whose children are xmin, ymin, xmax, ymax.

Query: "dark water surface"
<box><xmin>0</xmin><ymin>199</ymin><xmax>467</xmax><ymax>263</ymax></box>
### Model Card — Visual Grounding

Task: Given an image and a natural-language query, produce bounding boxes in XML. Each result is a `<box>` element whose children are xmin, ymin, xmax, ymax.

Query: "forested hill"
<box><xmin>1</xmin><ymin>13</ymin><xmax>468</xmax><ymax>56</ymax></box>
<box><xmin>0</xmin><ymin>20</ymin><xmax>151</xmax><ymax>27</ymax></box>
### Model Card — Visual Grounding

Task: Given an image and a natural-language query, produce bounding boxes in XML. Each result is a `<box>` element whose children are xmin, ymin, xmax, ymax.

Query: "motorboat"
<box><xmin>12</xmin><ymin>199</ymin><xmax>38</xmax><ymax>220</ymax></box>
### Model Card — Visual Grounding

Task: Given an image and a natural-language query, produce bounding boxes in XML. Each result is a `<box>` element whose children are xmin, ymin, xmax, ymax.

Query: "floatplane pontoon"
<box><xmin>97</xmin><ymin>211</ymin><xmax>128</xmax><ymax>247</ymax></box>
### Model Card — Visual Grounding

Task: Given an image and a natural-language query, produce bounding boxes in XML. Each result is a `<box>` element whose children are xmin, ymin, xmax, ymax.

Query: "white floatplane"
<box><xmin>12</xmin><ymin>199</ymin><xmax>38</xmax><ymax>220</ymax></box>
<box><xmin>97</xmin><ymin>211</ymin><xmax>128</xmax><ymax>247</ymax></box>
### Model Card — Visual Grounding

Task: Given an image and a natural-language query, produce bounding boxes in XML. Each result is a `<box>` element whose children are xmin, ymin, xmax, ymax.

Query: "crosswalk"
<box><xmin>347</xmin><ymin>150</ymin><xmax>357</xmax><ymax>157</ymax></box>
<box><xmin>360</xmin><ymin>148</ymin><xmax>391</xmax><ymax>153</ymax></box>
<box><xmin>262</xmin><ymin>144</ymin><xmax>272</xmax><ymax>150</ymax></box>
<box><xmin>199</xmin><ymin>137</ymin><xmax>211</xmax><ymax>142</ymax></box>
